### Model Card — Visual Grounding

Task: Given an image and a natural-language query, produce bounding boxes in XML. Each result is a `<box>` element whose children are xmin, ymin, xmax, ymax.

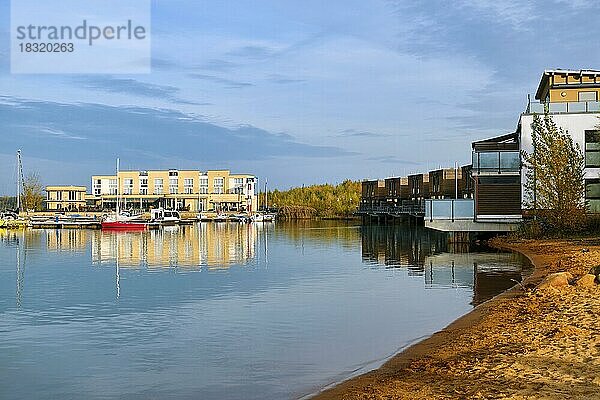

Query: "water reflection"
<box><xmin>0</xmin><ymin>222</ymin><xmax>530</xmax><ymax>400</ymax></box>
<box><xmin>0</xmin><ymin>229</ymin><xmax>27</xmax><ymax>308</ymax></box>
<box><xmin>88</xmin><ymin>223</ymin><xmax>260</xmax><ymax>269</ymax></box>
<box><xmin>360</xmin><ymin>225</ymin><xmax>530</xmax><ymax>305</ymax></box>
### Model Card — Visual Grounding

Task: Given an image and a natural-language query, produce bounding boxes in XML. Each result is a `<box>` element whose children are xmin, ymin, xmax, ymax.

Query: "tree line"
<box><xmin>262</xmin><ymin>179</ymin><xmax>361</xmax><ymax>219</ymax></box>
<box><xmin>1</xmin><ymin>173</ymin><xmax>44</xmax><ymax>212</ymax></box>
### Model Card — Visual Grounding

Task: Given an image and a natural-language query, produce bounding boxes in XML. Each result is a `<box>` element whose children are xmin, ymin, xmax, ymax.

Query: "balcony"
<box><xmin>472</xmin><ymin>151</ymin><xmax>520</xmax><ymax>174</ymax></box>
<box><xmin>424</xmin><ymin>199</ymin><xmax>474</xmax><ymax>221</ymax></box>
<box><xmin>526</xmin><ymin>100</ymin><xmax>600</xmax><ymax>114</ymax></box>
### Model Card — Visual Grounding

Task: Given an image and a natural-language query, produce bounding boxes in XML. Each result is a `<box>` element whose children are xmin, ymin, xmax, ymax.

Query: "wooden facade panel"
<box><xmin>476</xmin><ymin>183</ymin><xmax>521</xmax><ymax>215</ymax></box>
<box><xmin>384</xmin><ymin>177</ymin><xmax>409</xmax><ymax>200</ymax></box>
<box><xmin>429</xmin><ymin>169</ymin><xmax>465</xmax><ymax>198</ymax></box>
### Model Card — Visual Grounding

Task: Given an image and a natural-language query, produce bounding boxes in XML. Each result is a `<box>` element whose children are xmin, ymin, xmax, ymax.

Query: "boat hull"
<box><xmin>101</xmin><ymin>221</ymin><xmax>147</xmax><ymax>230</ymax></box>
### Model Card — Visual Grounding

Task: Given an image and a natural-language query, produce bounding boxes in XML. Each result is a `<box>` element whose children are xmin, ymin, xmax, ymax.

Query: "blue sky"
<box><xmin>1</xmin><ymin>0</ymin><xmax>599</xmax><ymax>193</ymax></box>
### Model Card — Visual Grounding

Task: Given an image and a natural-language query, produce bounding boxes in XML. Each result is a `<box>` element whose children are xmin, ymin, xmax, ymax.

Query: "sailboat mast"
<box><xmin>16</xmin><ymin>150</ymin><xmax>24</xmax><ymax>213</ymax></box>
<box><xmin>116</xmin><ymin>158</ymin><xmax>120</xmax><ymax>216</ymax></box>
<box><xmin>264</xmin><ymin>178</ymin><xmax>268</xmax><ymax>211</ymax></box>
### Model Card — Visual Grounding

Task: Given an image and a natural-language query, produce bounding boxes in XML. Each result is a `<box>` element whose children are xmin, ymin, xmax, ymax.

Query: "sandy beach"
<box><xmin>312</xmin><ymin>238</ymin><xmax>600</xmax><ymax>399</ymax></box>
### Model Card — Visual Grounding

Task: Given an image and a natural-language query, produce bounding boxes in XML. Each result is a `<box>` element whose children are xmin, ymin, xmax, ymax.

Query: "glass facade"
<box><xmin>586</xmin><ymin>179</ymin><xmax>600</xmax><ymax>213</ymax></box>
<box><xmin>585</xmin><ymin>130</ymin><xmax>600</xmax><ymax>168</ymax></box>
<box><xmin>527</xmin><ymin>100</ymin><xmax>600</xmax><ymax>114</ymax></box>
<box><xmin>472</xmin><ymin>151</ymin><xmax>520</xmax><ymax>173</ymax></box>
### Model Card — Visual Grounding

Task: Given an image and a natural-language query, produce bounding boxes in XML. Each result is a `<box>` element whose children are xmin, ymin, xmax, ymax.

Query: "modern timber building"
<box><xmin>472</xmin><ymin>68</ymin><xmax>600</xmax><ymax>221</ymax></box>
<box><xmin>89</xmin><ymin>169</ymin><xmax>257</xmax><ymax>213</ymax></box>
<box><xmin>522</xmin><ymin>69</ymin><xmax>600</xmax><ymax>213</ymax></box>
<box><xmin>360</xmin><ymin>68</ymin><xmax>600</xmax><ymax>231</ymax></box>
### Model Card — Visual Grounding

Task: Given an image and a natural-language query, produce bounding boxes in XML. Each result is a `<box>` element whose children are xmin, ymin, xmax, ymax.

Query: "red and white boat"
<box><xmin>101</xmin><ymin>158</ymin><xmax>148</xmax><ymax>231</ymax></box>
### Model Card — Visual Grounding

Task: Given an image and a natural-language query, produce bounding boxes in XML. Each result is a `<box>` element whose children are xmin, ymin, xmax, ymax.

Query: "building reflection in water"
<box><xmin>360</xmin><ymin>225</ymin><xmax>530</xmax><ymax>305</ymax></box>
<box><xmin>2</xmin><ymin>223</ymin><xmax>527</xmax><ymax>306</ymax></box>
<box><xmin>2</xmin><ymin>223</ymin><xmax>266</xmax><ymax>301</ymax></box>
<box><xmin>90</xmin><ymin>223</ymin><xmax>259</xmax><ymax>270</ymax></box>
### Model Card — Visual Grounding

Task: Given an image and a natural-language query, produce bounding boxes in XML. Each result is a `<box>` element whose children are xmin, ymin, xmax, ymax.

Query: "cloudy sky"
<box><xmin>1</xmin><ymin>0</ymin><xmax>599</xmax><ymax>193</ymax></box>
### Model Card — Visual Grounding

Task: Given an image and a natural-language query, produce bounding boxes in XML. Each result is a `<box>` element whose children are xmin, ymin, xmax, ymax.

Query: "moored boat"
<box><xmin>150</xmin><ymin>208</ymin><xmax>181</xmax><ymax>225</ymax></box>
<box><xmin>101</xmin><ymin>158</ymin><xmax>148</xmax><ymax>231</ymax></box>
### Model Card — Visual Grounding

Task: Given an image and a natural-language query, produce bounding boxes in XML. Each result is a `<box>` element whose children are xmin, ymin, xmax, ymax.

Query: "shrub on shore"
<box><xmin>264</xmin><ymin>180</ymin><xmax>360</xmax><ymax>219</ymax></box>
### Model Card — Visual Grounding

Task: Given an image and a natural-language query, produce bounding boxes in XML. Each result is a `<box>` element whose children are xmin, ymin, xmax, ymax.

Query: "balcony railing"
<box><xmin>526</xmin><ymin>100</ymin><xmax>600</xmax><ymax>114</ymax></box>
<box><xmin>424</xmin><ymin>199</ymin><xmax>474</xmax><ymax>221</ymax></box>
<box><xmin>357</xmin><ymin>203</ymin><xmax>425</xmax><ymax>215</ymax></box>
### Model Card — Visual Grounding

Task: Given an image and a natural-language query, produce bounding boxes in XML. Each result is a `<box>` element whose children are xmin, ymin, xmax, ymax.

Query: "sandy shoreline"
<box><xmin>311</xmin><ymin>238</ymin><xmax>600</xmax><ymax>399</ymax></box>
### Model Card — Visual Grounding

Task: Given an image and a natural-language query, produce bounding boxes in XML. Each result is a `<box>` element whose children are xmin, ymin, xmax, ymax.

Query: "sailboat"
<box><xmin>101</xmin><ymin>158</ymin><xmax>148</xmax><ymax>230</ymax></box>
<box><xmin>251</xmin><ymin>177</ymin><xmax>276</xmax><ymax>222</ymax></box>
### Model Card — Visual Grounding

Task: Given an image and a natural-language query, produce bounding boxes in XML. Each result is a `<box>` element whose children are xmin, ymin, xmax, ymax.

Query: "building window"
<box><xmin>93</xmin><ymin>179</ymin><xmax>102</xmax><ymax>196</ymax></box>
<box><xmin>500</xmin><ymin>152</ymin><xmax>520</xmax><ymax>172</ymax></box>
<box><xmin>199</xmin><ymin>176</ymin><xmax>208</xmax><ymax>194</ymax></box>
<box><xmin>154</xmin><ymin>178</ymin><xmax>164</xmax><ymax>195</ymax></box>
<box><xmin>473</xmin><ymin>151</ymin><xmax>519</xmax><ymax>173</ymax></box>
<box><xmin>585</xmin><ymin>130</ymin><xmax>600</xmax><ymax>168</ymax></box>
<box><xmin>586</xmin><ymin>179</ymin><xmax>600</xmax><ymax>213</ymax></box>
<box><xmin>169</xmin><ymin>177</ymin><xmax>178</xmax><ymax>194</ymax></box>
<box><xmin>140</xmin><ymin>178</ymin><xmax>148</xmax><ymax>195</ymax></box>
<box><xmin>231</xmin><ymin>177</ymin><xmax>244</xmax><ymax>194</ymax></box>
<box><xmin>579</xmin><ymin>91</ymin><xmax>598</xmax><ymax>102</ymax></box>
<box><xmin>123</xmin><ymin>178</ymin><xmax>134</xmax><ymax>195</ymax></box>
<box><xmin>184</xmin><ymin>178</ymin><xmax>194</xmax><ymax>194</ymax></box>
<box><xmin>68</xmin><ymin>191</ymin><xmax>78</xmax><ymax>201</ymax></box>
<box><xmin>109</xmin><ymin>179</ymin><xmax>117</xmax><ymax>195</ymax></box>
<box><xmin>57</xmin><ymin>191</ymin><xmax>62</xmax><ymax>201</ymax></box>
<box><xmin>214</xmin><ymin>177</ymin><xmax>224</xmax><ymax>194</ymax></box>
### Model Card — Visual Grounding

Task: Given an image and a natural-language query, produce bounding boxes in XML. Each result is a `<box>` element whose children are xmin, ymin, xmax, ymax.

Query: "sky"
<box><xmin>1</xmin><ymin>0</ymin><xmax>600</xmax><ymax>193</ymax></box>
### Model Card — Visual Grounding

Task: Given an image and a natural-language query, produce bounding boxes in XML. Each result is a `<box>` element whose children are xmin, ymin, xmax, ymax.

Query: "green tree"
<box><xmin>522</xmin><ymin>112</ymin><xmax>585</xmax><ymax>233</ymax></box>
<box><xmin>22</xmin><ymin>173</ymin><xmax>44</xmax><ymax>212</ymax></box>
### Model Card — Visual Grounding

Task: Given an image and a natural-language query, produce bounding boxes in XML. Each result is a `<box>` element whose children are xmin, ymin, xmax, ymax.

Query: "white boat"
<box><xmin>229</xmin><ymin>214</ymin><xmax>249</xmax><ymax>223</ymax></box>
<box><xmin>251</xmin><ymin>213</ymin><xmax>265</xmax><ymax>222</ymax></box>
<box><xmin>263</xmin><ymin>213</ymin><xmax>276</xmax><ymax>222</ymax></box>
<box><xmin>150</xmin><ymin>208</ymin><xmax>181</xmax><ymax>225</ymax></box>
<box><xmin>214</xmin><ymin>213</ymin><xmax>230</xmax><ymax>222</ymax></box>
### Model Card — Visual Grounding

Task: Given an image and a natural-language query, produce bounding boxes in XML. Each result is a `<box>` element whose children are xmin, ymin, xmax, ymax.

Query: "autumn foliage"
<box><xmin>264</xmin><ymin>180</ymin><xmax>361</xmax><ymax>218</ymax></box>
<box><xmin>521</xmin><ymin>112</ymin><xmax>585</xmax><ymax>234</ymax></box>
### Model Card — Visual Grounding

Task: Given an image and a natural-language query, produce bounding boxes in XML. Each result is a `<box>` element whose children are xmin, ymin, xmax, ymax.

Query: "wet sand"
<box><xmin>312</xmin><ymin>238</ymin><xmax>600</xmax><ymax>399</ymax></box>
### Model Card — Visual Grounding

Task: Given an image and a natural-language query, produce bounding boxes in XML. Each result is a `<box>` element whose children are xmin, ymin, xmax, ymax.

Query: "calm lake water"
<box><xmin>0</xmin><ymin>221</ymin><xmax>529</xmax><ymax>400</ymax></box>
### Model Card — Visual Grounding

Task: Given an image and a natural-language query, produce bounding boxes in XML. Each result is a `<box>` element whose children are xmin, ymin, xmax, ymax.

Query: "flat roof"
<box><xmin>45</xmin><ymin>185</ymin><xmax>87</xmax><ymax>190</ymax></box>
<box><xmin>535</xmin><ymin>69</ymin><xmax>600</xmax><ymax>100</ymax></box>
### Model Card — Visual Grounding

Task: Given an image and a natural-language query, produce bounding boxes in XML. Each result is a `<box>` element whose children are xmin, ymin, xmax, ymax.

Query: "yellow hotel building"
<box><xmin>90</xmin><ymin>169</ymin><xmax>257</xmax><ymax>212</ymax></box>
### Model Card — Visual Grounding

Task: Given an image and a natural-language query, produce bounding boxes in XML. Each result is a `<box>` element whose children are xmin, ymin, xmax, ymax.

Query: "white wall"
<box><xmin>519</xmin><ymin>112</ymin><xmax>600</xmax><ymax>205</ymax></box>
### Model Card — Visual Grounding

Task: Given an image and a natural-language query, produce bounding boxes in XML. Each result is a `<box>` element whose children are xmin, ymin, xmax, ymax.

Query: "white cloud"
<box><xmin>458</xmin><ymin>0</ymin><xmax>538</xmax><ymax>29</ymax></box>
